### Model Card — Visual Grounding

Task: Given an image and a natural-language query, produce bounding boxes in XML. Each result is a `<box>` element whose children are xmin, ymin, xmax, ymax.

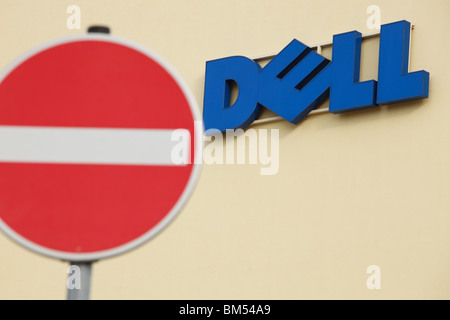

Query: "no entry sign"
<box><xmin>0</xmin><ymin>34</ymin><xmax>202</xmax><ymax>261</ymax></box>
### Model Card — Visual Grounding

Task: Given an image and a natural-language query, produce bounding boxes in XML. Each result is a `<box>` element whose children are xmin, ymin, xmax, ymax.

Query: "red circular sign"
<box><xmin>0</xmin><ymin>35</ymin><xmax>202</xmax><ymax>261</ymax></box>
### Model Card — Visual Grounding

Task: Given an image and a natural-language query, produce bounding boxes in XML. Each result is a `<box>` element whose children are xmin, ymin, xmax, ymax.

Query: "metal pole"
<box><xmin>67</xmin><ymin>262</ymin><xmax>92</xmax><ymax>300</ymax></box>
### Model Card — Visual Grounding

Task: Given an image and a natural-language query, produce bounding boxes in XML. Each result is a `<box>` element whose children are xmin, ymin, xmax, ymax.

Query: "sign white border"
<box><xmin>0</xmin><ymin>34</ymin><xmax>203</xmax><ymax>262</ymax></box>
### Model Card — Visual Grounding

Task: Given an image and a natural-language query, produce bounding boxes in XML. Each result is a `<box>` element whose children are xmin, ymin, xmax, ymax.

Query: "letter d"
<box><xmin>203</xmin><ymin>56</ymin><xmax>261</xmax><ymax>133</ymax></box>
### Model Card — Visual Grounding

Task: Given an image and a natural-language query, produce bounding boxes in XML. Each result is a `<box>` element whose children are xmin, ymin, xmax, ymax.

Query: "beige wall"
<box><xmin>0</xmin><ymin>0</ymin><xmax>449</xmax><ymax>299</ymax></box>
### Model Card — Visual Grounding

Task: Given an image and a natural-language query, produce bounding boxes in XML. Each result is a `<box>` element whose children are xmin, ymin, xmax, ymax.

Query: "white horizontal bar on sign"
<box><xmin>0</xmin><ymin>126</ymin><xmax>189</xmax><ymax>166</ymax></box>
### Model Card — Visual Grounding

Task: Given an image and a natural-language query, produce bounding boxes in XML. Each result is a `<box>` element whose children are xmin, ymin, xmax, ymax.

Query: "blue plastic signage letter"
<box><xmin>203</xmin><ymin>56</ymin><xmax>261</xmax><ymax>133</ymax></box>
<box><xmin>377</xmin><ymin>20</ymin><xmax>429</xmax><ymax>104</ymax></box>
<box><xmin>329</xmin><ymin>31</ymin><xmax>377</xmax><ymax>113</ymax></box>
<box><xmin>258</xmin><ymin>40</ymin><xmax>331</xmax><ymax>123</ymax></box>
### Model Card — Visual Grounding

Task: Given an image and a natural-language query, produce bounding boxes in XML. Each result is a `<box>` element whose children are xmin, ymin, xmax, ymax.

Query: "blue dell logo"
<box><xmin>203</xmin><ymin>20</ymin><xmax>429</xmax><ymax>132</ymax></box>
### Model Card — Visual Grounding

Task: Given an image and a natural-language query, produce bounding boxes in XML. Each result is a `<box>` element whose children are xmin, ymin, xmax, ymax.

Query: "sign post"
<box><xmin>0</xmin><ymin>30</ymin><xmax>202</xmax><ymax>299</ymax></box>
<box><xmin>67</xmin><ymin>262</ymin><xmax>92</xmax><ymax>300</ymax></box>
